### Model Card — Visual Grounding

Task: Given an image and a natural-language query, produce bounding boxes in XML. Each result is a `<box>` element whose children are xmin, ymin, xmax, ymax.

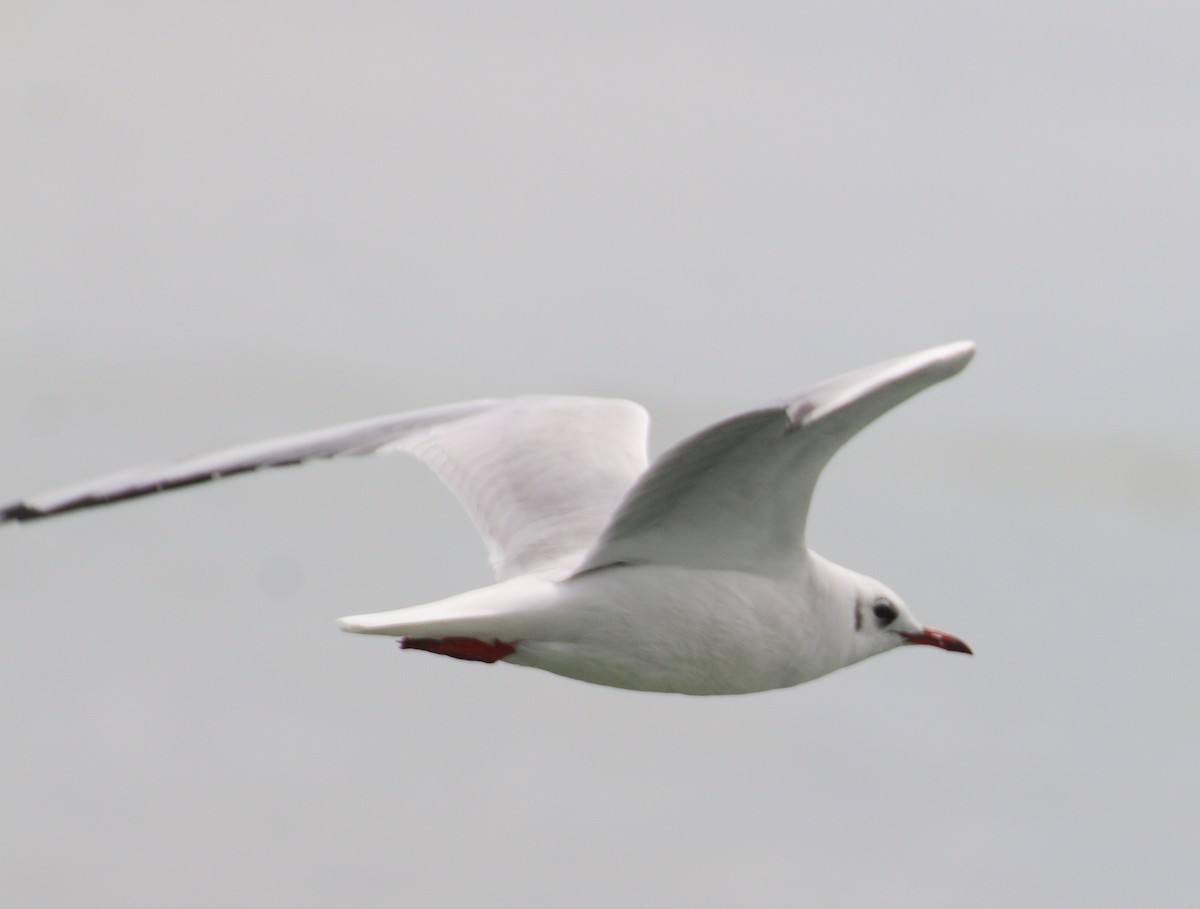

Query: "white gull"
<box><xmin>2</xmin><ymin>341</ymin><xmax>975</xmax><ymax>695</ymax></box>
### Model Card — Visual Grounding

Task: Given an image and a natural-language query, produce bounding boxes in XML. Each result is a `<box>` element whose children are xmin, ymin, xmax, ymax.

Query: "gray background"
<box><xmin>2</xmin><ymin>3</ymin><xmax>1196</xmax><ymax>907</ymax></box>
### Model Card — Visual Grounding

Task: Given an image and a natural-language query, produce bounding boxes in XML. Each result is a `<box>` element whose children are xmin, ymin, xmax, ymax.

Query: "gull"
<box><xmin>2</xmin><ymin>342</ymin><xmax>975</xmax><ymax>695</ymax></box>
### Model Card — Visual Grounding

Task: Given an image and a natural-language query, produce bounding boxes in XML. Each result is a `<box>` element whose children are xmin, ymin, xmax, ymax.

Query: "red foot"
<box><xmin>399</xmin><ymin>636</ymin><xmax>517</xmax><ymax>664</ymax></box>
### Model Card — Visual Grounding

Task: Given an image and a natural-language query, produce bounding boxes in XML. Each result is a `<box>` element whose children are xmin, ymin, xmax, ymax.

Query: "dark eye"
<box><xmin>873</xmin><ymin>602</ymin><xmax>898</xmax><ymax>626</ymax></box>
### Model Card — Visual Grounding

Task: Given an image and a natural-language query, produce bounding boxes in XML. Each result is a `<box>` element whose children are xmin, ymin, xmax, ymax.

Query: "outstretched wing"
<box><xmin>2</xmin><ymin>396</ymin><xmax>650</xmax><ymax>581</ymax></box>
<box><xmin>574</xmin><ymin>342</ymin><xmax>975</xmax><ymax>576</ymax></box>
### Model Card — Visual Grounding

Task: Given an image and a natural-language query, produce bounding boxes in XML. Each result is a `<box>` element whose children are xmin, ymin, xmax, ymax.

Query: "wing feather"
<box><xmin>2</xmin><ymin>396</ymin><xmax>650</xmax><ymax>580</ymax></box>
<box><xmin>574</xmin><ymin>342</ymin><xmax>974</xmax><ymax>576</ymax></box>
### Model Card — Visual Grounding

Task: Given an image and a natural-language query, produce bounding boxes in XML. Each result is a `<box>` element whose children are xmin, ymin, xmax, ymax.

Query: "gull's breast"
<box><xmin>508</xmin><ymin>564</ymin><xmax>836</xmax><ymax>695</ymax></box>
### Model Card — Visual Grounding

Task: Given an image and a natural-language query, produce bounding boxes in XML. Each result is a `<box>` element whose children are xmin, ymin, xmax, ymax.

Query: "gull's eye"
<box><xmin>873</xmin><ymin>602</ymin><xmax>898</xmax><ymax>626</ymax></box>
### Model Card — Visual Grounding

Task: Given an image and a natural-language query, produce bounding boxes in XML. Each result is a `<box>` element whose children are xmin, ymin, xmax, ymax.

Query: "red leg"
<box><xmin>399</xmin><ymin>636</ymin><xmax>517</xmax><ymax>664</ymax></box>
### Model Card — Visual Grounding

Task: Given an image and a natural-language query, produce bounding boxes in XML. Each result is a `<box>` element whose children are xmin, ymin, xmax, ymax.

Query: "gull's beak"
<box><xmin>900</xmin><ymin>626</ymin><xmax>973</xmax><ymax>655</ymax></box>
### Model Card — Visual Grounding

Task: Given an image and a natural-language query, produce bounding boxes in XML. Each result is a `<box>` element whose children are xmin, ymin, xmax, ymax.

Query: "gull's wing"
<box><xmin>574</xmin><ymin>342</ymin><xmax>975</xmax><ymax>576</ymax></box>
<box><xmin>2</xmin><ymin>396</ymin><xmax>650</xmax><ymax>581</ymax></box>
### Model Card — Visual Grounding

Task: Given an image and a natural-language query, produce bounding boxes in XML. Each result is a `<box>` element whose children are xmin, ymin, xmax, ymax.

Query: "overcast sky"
<box><xmin>1</xmin><ymin>3</ymin><xmax>1197</xmax><ymax>907</ymax></box>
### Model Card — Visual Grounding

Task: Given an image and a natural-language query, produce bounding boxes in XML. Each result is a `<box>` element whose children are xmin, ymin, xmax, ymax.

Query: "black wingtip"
<box><xmin>0</xmin><ymin>503</ymin><xmax>44</xmax><ymax>523</ymax></box>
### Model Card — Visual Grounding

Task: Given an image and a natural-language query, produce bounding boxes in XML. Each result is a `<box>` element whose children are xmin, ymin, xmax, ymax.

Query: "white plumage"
<box><xmin>3</xmin><ymin>341</ymin><xmax>975</xmax><ymax>694</ymax></box>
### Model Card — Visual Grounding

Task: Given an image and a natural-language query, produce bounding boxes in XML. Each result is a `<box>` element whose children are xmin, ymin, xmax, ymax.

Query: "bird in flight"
<box><xmin>3</xmin><ymin>342</ymin><xmax>975</xmax><ymax>694</ymax></box>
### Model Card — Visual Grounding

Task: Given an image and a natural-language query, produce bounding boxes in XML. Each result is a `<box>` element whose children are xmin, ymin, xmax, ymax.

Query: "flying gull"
<box><xmin>2</xmin><ymin>342</ymin><xmax>975</xmax><ymax>694</ymax></box>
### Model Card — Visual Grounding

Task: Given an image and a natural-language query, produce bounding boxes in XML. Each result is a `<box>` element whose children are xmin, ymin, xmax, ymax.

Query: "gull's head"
<box><xmin>841</xmin><ymin>572</ymin><xmax>972</xmax><ymax>664</ymax></box>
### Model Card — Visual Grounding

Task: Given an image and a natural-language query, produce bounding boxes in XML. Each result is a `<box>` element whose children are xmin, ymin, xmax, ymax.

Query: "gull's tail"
<box><xmin>337</xmin><ymin>575</ymin><xmax>561</xmax><ymax>643</ymax></box>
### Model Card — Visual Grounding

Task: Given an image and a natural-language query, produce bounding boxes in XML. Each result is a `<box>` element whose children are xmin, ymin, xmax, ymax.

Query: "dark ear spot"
<box><xmin>854</xmin><ymin>602</ymin><xmax>863</xmax><ymax>631</ymax></box>
<box><xmin>873</xmin><ymin>602</ymin><xmax>898</xmax><ymax>626</ymax></box>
